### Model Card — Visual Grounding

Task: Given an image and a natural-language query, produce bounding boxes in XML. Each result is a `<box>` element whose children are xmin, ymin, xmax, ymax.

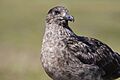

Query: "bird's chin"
<box><xmin>54</xmin><ymin>19</ymin><xmax>68</xmax><ymax>26</ymax></box>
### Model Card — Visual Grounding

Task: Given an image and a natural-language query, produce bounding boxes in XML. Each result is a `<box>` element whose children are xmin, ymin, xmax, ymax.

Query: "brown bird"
<box><xmin>41</xmin><ymin>6</ymin><xmax>120</xmax><ymax>80</ymax></box>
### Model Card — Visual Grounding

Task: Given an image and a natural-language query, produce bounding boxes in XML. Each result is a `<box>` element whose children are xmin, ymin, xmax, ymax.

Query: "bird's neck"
<box><xmin>42</xmin><ymin>22</ymin><xmax>76</xmax><ymax>47</ymax></box>
<box><xmin>44</xmin><ymin>21</ymin><xmax>75</xmax><ymax>39</ymax></box>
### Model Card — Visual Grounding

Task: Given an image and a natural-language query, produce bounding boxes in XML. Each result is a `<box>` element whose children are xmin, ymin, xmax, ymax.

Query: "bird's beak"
<box><xmin>64</xmin><ymin>14</ymin><xmax>74</xmax><ymax>22</ymax></box>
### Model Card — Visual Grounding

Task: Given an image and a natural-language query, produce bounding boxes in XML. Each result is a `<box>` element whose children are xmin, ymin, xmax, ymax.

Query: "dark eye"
<box><xmin>54</xmin><ymin>11</ymin><xmax>60</xmax><ymax>15</ymax></box>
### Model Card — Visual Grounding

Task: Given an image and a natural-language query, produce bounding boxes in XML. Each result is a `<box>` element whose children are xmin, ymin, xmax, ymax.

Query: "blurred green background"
<box><xmin>0</xmin><ymin>0</ymin><xmax>120</xmax><ymax>80</ymax></box>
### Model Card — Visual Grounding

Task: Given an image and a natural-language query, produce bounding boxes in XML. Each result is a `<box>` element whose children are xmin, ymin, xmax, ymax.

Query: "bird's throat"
<box><xmin>45</xmin><ymin>21</ymin><xmax>74</xmax><ymax>40</ymax></box>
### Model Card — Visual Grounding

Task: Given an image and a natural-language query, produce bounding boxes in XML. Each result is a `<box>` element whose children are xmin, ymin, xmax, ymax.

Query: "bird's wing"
<box><xmin>66</xmin><ymin>36</ymin><xmax>120</xmax><ymax>76</ymax></box>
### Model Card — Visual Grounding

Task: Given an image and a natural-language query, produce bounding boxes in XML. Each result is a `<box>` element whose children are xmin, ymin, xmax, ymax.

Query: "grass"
<box><xmin>0</xmin><ymin>0</ymin><xmax>120</xmax><ymax>80</ymax></box>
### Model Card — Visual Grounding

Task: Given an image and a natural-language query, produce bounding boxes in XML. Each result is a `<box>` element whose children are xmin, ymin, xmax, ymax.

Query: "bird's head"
<box><xmin>46</xmin><ymin>6</ymin><xmax>74</xmax><ymax>25</ymax></box>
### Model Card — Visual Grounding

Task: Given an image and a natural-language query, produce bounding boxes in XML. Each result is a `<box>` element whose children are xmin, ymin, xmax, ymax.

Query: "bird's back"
<box><xmin>70</xmin><ymin>36</ymin><xmax>120</xmax><ymax>79</ymax></box>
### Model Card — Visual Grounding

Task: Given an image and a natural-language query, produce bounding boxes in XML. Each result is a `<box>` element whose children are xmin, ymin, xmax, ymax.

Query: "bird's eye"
<box><xmin>54</xmin><ymin>11</ymin><xmax>60</xmax><ymax>15</ymax></box>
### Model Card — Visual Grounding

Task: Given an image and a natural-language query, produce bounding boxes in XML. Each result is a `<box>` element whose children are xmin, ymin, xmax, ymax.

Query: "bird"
<box><xmin>40</xmin><ymin>6</ymin><xmax>120</xmax><ymax>80</ymax></box>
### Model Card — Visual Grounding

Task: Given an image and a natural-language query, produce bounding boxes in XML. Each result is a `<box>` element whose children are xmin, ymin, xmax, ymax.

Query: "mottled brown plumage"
<box><xmin>41</xmin><ymin>6</ymin><xmax>120</xmax><ymax>80</ymax></box>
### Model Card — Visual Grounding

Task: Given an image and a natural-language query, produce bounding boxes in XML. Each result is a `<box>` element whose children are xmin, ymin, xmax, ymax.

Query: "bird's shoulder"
<box><xmin>65</xmin><ymin>36</ymin><xmax>116</xmax><ymax>65</ymax></box>
<box><xmin>64</xmin><ymin>36</ymin><xmax>120</xmax><ymax>77</ymax></box>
